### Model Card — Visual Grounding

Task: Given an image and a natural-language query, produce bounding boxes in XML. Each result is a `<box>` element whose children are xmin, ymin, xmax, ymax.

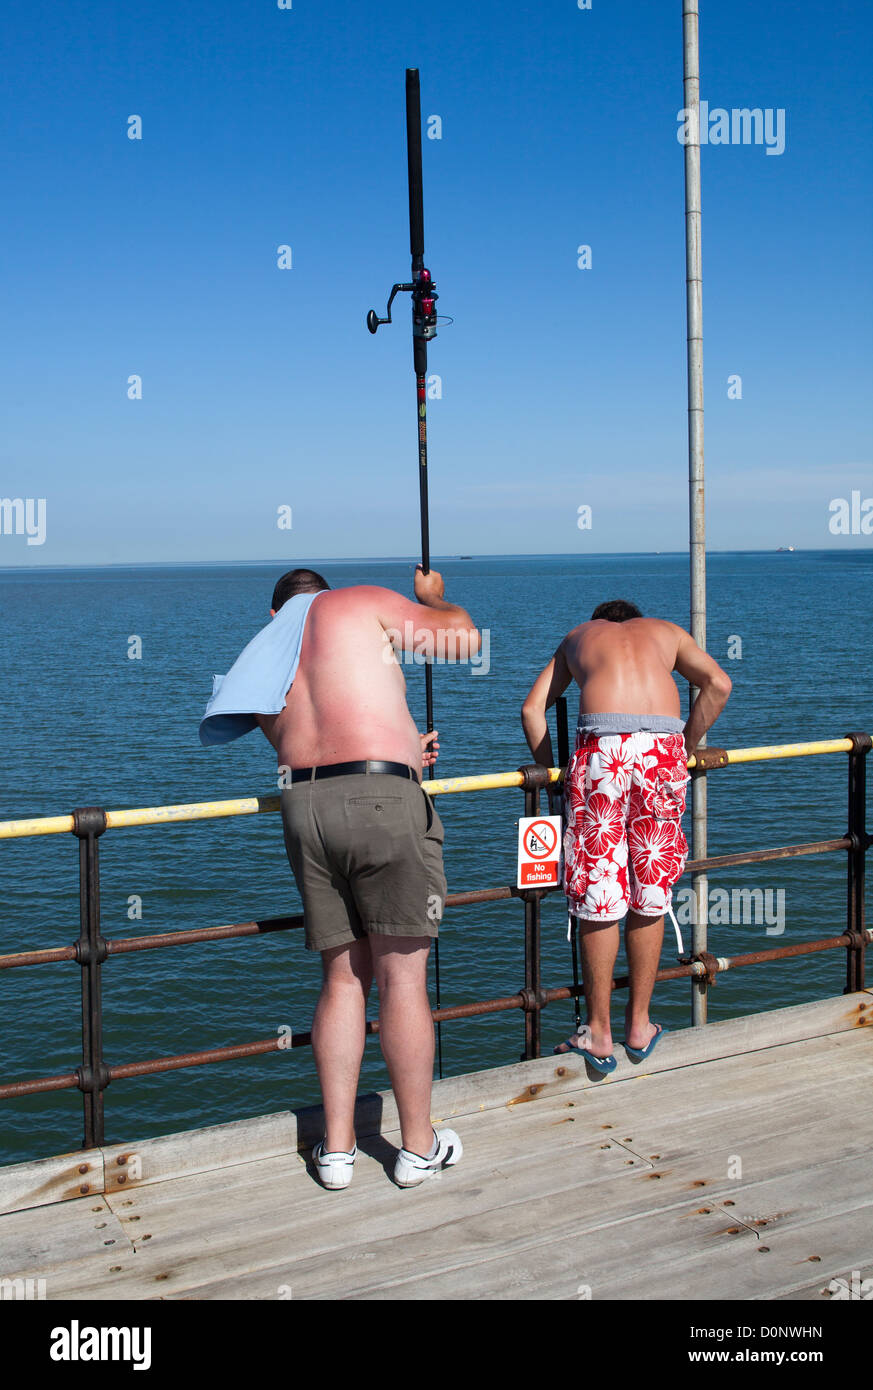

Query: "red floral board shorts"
<box><xmin>563</xmin><ymin>730</ymin><xmax>690</xmax><ymax>921</ymax></box>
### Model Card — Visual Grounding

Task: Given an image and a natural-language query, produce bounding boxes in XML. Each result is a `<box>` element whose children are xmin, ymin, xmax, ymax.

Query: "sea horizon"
<box><xmin>1</xmin><ymin>545</ymin><xmax>869</xmax><ymax>575</ymax></box>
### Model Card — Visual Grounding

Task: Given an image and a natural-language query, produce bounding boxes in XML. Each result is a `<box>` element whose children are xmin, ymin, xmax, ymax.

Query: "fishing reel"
<box><xmin>367</xmin><ymin>267</ymin><xmax>439</xmax><ymax>341</ymax></box>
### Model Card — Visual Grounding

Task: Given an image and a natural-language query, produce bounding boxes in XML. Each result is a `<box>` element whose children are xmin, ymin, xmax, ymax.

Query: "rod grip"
<box><xmin>406</xmin><ymin>69</ymin><xmax>425</xmax><ymax>261</ymax></box>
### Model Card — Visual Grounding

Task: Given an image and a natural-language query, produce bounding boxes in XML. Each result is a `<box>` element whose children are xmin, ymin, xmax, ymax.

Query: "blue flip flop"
<box><xmin>624</xmin><ymin>1023</ymin><xmax>667</xmax><ymax>1062</ymax></box>
<box><xmin>554</xmin><ymin>1027</ymin><xmax>617</xmax><ymax>1075</ymax></box>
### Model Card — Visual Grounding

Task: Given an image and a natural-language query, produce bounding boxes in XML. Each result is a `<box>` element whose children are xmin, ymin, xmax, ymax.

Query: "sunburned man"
<box><xmin>200</xmin><ymin>565</ymin><xmax>479</xmax><ymax>1187</ymax></box>
<box><xmin>521</xmin><ymin>600</ymin><xmax>731</xmax><ymax>1072</ymax></box>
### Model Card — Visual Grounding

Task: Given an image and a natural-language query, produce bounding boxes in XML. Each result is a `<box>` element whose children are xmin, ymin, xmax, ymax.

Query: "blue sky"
<box><xmin>1</xmin><ymin>0</ymin><xmax>871</xmax><ymax>564</ymax></box>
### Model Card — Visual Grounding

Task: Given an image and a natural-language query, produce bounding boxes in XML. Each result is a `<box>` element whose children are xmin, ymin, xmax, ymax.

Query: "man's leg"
<box><xmin>623</xmin><ymin>911</ymin><xmax>664</xmax><ymax>1052</ymax></box>
<box><xmin>311</xmin><ymin>937</ymin><xmax>373</xmax><ymax>1153</ymax></box>
<box><xmin>556</xmin><ymin>919</ymin><xmax>620</xmax><ymax>1058</ymax></box>
<box><xmin>370</xmin><ymin>935</ymin><xmax>435</xmax><ymax>1156</ymax></box>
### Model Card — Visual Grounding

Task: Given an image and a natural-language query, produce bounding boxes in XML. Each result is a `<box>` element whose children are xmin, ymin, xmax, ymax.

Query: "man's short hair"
<box><xmin>272</xmin><ymin>568</ymin><xmax>330</xmax><ymax>612</ymax></box>
<box><xmin>591</xmin><ymin>599</ymin><xmax>643</xmax><ymax>623</ymax></box>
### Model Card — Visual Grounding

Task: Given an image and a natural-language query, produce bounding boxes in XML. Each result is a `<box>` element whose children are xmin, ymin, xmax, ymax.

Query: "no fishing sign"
<box><xmin>517</xmin><ymin>815</ymin><xmax>563</xmax><ymax>888</ymax></box>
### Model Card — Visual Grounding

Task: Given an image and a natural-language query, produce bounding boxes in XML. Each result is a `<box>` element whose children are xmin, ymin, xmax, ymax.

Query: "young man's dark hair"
<box><xmin>590</xmin><ymin>599</ymin><xmax>642</xmax><ymax>623</ymax></box>
<box><xmin>271</xmin><ymin>568</ymin><xmax>330</xmax><ymax>613</ymax></box>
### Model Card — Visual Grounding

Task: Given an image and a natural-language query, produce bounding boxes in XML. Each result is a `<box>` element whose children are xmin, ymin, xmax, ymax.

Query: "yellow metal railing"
<box><xmin>0</xmin><ymin>736</ymin><xmax>860</xmax><ymax>840</ymax></box>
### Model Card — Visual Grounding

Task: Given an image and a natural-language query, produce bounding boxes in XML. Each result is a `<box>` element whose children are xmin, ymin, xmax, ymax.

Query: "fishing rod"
<box><xmin>367</xmin><ymin>67</ymin><xmax>444</xmax><ymax>1075</ymax></box>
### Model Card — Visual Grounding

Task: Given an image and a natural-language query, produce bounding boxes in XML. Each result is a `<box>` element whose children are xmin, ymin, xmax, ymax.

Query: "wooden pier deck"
<box><xmin>1</xmin><ymin>993</ymin><xmax>871</xmax><ymax>1301</ymax></box>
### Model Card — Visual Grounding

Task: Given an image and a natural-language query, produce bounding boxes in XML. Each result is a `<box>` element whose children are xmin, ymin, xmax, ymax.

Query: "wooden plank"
<box><xmin>95</xmin><ymin>1078</ymin><xmax>870</xmax><ymax>1300</ymax></box>
<box><xmin>0</xmin><ymin>1148</ymin><xmax>103</xmax><ymax>1217</ymax></box>
<box><xmin>101</xmin><ymin>1110</ymin><xmax>300</xmax><ymax>1194</ymax></box>
<box><xmin>95</xmin><ymin>1029</ymin><xmax>870</xmax><ymax>1258</ymax></box>
<box><xmin>0</xmin><ymin>1194</ymin><xmax>136</xmax><ymax>1293</ymax></box>
<box><xmin>289</xmin><ymin>1151</ymin><xmax>872</xmax><ymax>1302</ymax></box>
<box><xmin>89</xmin><ymin>1127</ymin><xmax>653</xmax><ymax>1300</ymax></box>
<box><xmin>333</xmin><ymin>1197</ymin><xmax>873</xmax><ymax>1303</ymax></box>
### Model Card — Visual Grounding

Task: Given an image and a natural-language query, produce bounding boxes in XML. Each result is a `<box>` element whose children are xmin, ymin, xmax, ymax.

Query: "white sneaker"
<box><xmin>393</xmin><ymin>1127</ymin><xmax>463</xmax><ymax>1187</ymax></box>
<box><xmin>313</xmin><ymin>1139</ymin><xmax>357</xmax><ymax>1189</ymax></box>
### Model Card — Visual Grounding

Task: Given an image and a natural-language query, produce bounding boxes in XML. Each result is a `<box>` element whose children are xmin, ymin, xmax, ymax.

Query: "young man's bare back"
<box><xmin>523</xmin><ymin>614</ymin><xmax>730</xmax><ymax>764</ymax></box>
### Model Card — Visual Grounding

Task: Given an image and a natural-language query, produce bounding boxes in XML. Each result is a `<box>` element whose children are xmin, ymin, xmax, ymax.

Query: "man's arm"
<box><xmin>672</xmin><ymin>627</ymin><xmax>732</xmax><ymax>757</ymax></box>
<box><xmin>521</xmin><ymin>646</ymin><xmax>573</xmax><ymax>766</ymax></box>
<box><xmin>374</xmin><ymin>568</ymin><xmax>480</xmax><ymax>660</ymax></box>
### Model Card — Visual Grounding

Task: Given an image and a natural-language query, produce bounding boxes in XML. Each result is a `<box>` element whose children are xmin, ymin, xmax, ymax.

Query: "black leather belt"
<box><xmin>288</xmin><ymin>760</ymin><xmax>418</xmax><ymax>784</ymax></box>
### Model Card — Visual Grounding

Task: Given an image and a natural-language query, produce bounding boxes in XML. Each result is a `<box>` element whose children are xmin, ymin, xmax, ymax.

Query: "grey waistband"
<box><xmin>577</xmin><ymin>711</ymin><xmax>686</xmax><ymax>736</ymax></box>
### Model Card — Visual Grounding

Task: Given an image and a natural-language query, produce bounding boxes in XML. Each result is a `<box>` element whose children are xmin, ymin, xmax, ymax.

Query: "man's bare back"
<box><xmin>563</xmin><ymin>617</ymin><xmax>684</xmax><ymax>720</ymax></box>
<box><xmin>522</xmin><ymin>606</ymin><xmax>731</xmax><ymax>764</ymax></box>
<box><xmin>256</xmin><ymin>572</ymin><xmax>479</xmax><ymax>773</ymax></box>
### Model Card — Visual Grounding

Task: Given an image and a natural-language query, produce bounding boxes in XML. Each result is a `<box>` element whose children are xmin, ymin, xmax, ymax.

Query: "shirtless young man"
<box><xmin>255</xmin><ymin>566</ymin><xmax>479</xmax><ymax>1188</ymax></box>
<box><xmin>521</xmin><ymin>600</ymin><xmax>731</xmax><ymax>1072</ymax></box>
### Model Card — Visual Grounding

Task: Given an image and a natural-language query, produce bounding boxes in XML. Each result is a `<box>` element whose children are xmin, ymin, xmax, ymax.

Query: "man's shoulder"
<box><xmin>636</xmin><ymin>617</ymin><xmax>690</xmax><ymax>660</ymax></box>
<box><xmin>637</xmin><ymin>616</ymin><xmax>688</xmax><ymax>638</ymax></box>
<box><xmin>315</xmin><ymin>584</ymin><xmax>400</xmax><ymax>609</ymax></box>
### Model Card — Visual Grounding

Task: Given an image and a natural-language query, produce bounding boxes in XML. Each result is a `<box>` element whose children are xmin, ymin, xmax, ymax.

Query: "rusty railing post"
<box><xmin>845</xmin><ymin>733</ymin><xmax>870</xmax><ymax>993</ymax></box>
<box><xmin>555</xmin><ymin>696</ymin><xmax>569</xmax><ymax>770</ymax></box>
<box><xmin>519</xmin><ymin>765</ymin><xmax>552</xmax><ymax>1060</ymax></box>
<box><xmin>72</xmin><ymin>807</ymin><xmax>109</xmax><ymax>1148</ymax></box>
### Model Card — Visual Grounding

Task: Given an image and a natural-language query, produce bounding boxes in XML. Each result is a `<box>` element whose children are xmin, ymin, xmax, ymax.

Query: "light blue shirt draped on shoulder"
<box><xmin>199</xmin><ymin>591</ymin><xmax>322</xmax><ymax>746</ymax></box>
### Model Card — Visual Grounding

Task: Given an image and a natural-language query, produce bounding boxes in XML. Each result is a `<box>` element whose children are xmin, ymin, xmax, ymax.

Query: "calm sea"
<box><xmin>0</xmin><ymin>550</ymin><xmax>870</xmax><ymax>1165</ymax></box>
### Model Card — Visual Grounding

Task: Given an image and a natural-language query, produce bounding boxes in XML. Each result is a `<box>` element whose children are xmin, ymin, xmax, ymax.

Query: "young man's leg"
<box><xmin>311</xmin><ymin>937</ymin><xmax>373</xmax><ymax>1153</ymax></box>
<box><xmin>623</xmin><ymin>911</ymin><xmax>664</xmax><ymax>1052</ymax></box>
<box><xmin>370</xmin><ymin>935</ymin><xmax>435</xmax><ymax>1156</ymax></box>
<box><xmin>556</xmin><ymin>919</ymin><xmax>620</xmax><ymax>1058</ymax></box>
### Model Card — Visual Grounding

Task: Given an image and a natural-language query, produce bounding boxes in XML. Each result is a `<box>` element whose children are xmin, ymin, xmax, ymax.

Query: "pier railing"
<box><xmin>0</xmin><ymin>714</ymin><xmax>869</xmax><ymax>1151</ymax></box>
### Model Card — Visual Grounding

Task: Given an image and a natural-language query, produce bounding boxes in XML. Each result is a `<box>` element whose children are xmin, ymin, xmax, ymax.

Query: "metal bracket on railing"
<box><xmin>519</xmin><ymin>986</ymin><xmax>548</xmax><ymax>1013</ymax></box>
<box><xmin>845</xmin><ymin>731</ymin><xmax>873</xmax><ymax>756</ymax></box>
<box><xmin>71</xmin><ymin>806</ymin><xmax>108</xmax><ymax>839</ymax></box>
<box><xmin>843</xmin><ymin>931</ymin><xmax>869</xmax><ymax>951</ymax></box>
<box><xmin>692</xmin><ymin>747</ymin><xmax>729</xmax><ymax>771</ymax></box>
<box><xmin>693</xmin><ymin>951</ymin><xmax>721</xmax><ymax>988</ymax></box>
<box><xmin>75</xmin><ymin>1062</ymin><xmax>112</xmax><ymax>1094</ymax></box>
<box><xmin>517</xmin><ymin>763</ymin><xmax>553</xmax><ymax>792</ymax></box>
<box><xmin>518</xmin><ymin>886</ymin><xmax>548</xmax><ymax>905</ymax></box>
<box><xmin>73</xmin><ymin>937</ymin><xmax>108</xmax><ymax>966</ymax></box>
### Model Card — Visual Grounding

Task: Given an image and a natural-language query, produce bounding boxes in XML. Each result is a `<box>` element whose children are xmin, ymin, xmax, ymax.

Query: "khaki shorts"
<box><xmin>280</xmin><ymin>773</ymin><xmax>447</xmax><ymax>953</ymax></box>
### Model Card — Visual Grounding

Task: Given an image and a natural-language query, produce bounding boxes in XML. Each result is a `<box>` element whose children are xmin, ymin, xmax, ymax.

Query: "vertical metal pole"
<box><xmin>683</xmin><ymin>0</ymin><xmax>708</xmax><ymax>1025</ymax></box>
<box><xmin>72</xmin><ymin>807</ymin><xmax>108</xmax><ymax>1148</ymax></box>
<box><xmin>548</xmin><ymin>697</ymin><xmax>570</xmax><ymax>819</ymax></box>
<box><xmin>845</xmin><ymin>733</ymin><xmax>870</xmax><ymax>993</ymax></box>
<box><xmin>553</xmin><ymin>695</ymin><xmax>581</xmax><ymax>1027</ymax></box>
<box><xmin>570</xmin><ymin>921</ymin><xmax>582</xmax><ymax>1031</ymax></box>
